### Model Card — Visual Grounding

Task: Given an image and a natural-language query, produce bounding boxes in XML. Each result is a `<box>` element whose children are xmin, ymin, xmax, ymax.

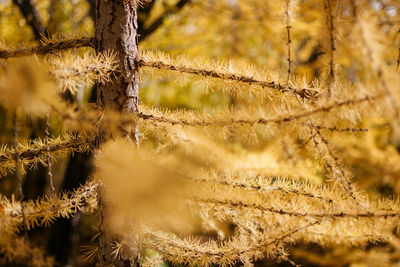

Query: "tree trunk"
<box><xmin>95</xmin><ymin>0</ymin><xmax>139</xmax><ymax>114</ymax></box>
<box><xmin>95</xmin><ymin>0</ymin><xmax>140</xmax><ymax>265</ymax></box>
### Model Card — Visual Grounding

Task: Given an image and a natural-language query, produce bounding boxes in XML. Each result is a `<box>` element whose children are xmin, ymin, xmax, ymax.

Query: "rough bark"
<box><xmin>96</xmin><ymin>0</ymin><xmax>140</xmax><ymax>114</ymax></box>
<box><xmin>95</xmin><ymin>0</ymin><xmax>140</xmax><ymax>265</ymax></box>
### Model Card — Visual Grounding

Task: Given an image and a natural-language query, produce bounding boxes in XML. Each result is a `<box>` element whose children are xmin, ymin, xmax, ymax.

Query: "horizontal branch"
<box><xmin>138</xmin><ymin>94</ymin><xmax>380</xmax><ymax>127</ymax></box>
<box><xmin>185</xmin><ymin>175</ymin><xmax>336</xmax><ymax>203</ymax></box>
<box><xmin>0</xmin><ymin>136</ymin><xmax>92</xmax><ymax>162</ymax></box>
<box><xmin>314</xmin><ymin>126</ymin><xmax>368</xmax><ymax>132</ymax></box>
<box><xmin>0</xmin><ymin>134</ymin><xmax>94</xmax><ymax>175</ymax></box>
<box><xmin>48</xmin><ymin>95</ymin><xmax>375</xmax><ymax>141</ymax></box>
<box><xmin>195</xmin><ymin>198</ymin><xmax>399</xmax><ymax>219</ymax></box>
<box><xmin>138</xmin><ymin>58</ymin><xmax>318</xmax><ymax>100</ymax></box>
<box><xmin>0</xmin><ymin>38</ymin><xmax>94</xmax><ymax>59</ymax></box>
<box><xmin>144</xmin><ymin>221</ymin><xmax>317</xmax><ymax>265</ymax></box>
<box><xmin>0</xmin><ymin>180</ymin><xmax>98</xmax><ymax>228</ymax></box>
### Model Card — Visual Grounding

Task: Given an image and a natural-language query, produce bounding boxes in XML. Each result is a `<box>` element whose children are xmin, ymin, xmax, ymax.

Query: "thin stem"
<box><xmin>0</xmin><ymin>38</ymin><xmax>94</xmax><ymax>59</ymax></box>
<box><xmin>45</xmin><ymin>113</ymin><xmax>55</xmax><ymax>191</ymax></box>
<box><xmin>309</xmin><ymin>123</ymin><xmax>361</xmax><ymax>206</ymax></box>
<box><xmin>13</xmin><ymin>111</ymin><xmax>27</xmax><ymax>236</ymax></box>
<box><xmin>195</xmin><ymin>198</ymin><xmax>398</xmax><ymax>219</ymax></box>
<box><xmin>397</xmin><ymin>28</ymin><xmax>400</xmax><ymax>70</ymax></box>
<box><xmin>137</xmin><ymin>94</ymin><xmax>379</xmax><ymax>127</ymax></box>
<box><xmin>13</xmin><ymin>111</ymin><xmax>23</xmax><ymax>200</ymax></box>
<box><xmin>285</xmin><ymin>0</ymin><xmax>292</xmax><ymax>83</ymax></box>
<box><xmin>324</xmin><ymin>0</ymin><xmax>336</xmax><ymax>92</ymax></box>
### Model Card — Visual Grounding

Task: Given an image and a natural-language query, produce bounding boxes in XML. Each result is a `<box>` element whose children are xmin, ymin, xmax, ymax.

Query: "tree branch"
<box><xmin>12</xmin><ymin>0</ymin><xmax>48</xmax><ymax>41</ymax></box>
<box><xmin>139</xmin><ymin>0</ymin><xmax>191</xmax><ymax>42</ymax></box>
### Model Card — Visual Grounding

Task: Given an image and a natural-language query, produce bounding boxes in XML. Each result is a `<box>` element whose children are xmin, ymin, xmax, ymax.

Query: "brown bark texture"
<box><xmin>96</xmin><ymin>0</ymin><xmax>140</xmax><ymax>114</ymax></box>
<box><xmin>95</xmin><ymin>0</ymin><xmax>140</xmax><ymax>266</ymax></box>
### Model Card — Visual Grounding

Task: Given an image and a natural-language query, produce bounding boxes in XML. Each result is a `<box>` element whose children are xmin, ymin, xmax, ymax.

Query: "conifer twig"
<box><xmin>0</xmin><ymin>38</ymin><xmax>94</xmax><ymax>59</ymax></box>
<box><xmin>12</xmin><ymin>111</ymin><xmax>27</xmax><ymax>237</ymax></box>
<box><xmin>144</xmin><ymin>221</ymin><xmax>319</xmax><ymax>265</ymax></box>
<box><xmin>397</xmin><ymin>28</ymin><xmax>400</xmax><ymax>70</ymax></box>
<box><xmin>0</xmin><ymin>180</ymin><xmax>98</xmax><ymax>228</ymax></box>
<box><xmin>324</xmin><ymin>0</ymin><xmax>336</xmax><ymax>91</ymax></box>
<box><xmin>194</xmin><ymin>198</ymin><xmax>399</xmax><ymax>219</ymax></box>
<box><xmin>44</xmin><ymin>113</ymin><xmax>55</xmax><ymax>191</ymax></box>
<box><xmin>309</xmin><ymin>123</ymin><xmax>361</xmax><ymax>205</ymax></box>
<box><xmin>12</xmin><ymin>112</ymin><xmax>23</xmax><ymax>199</ymax></box>
<box><xmin>137</xmin><ymin>94</ymin><xmax>379</xmax><ymax>127</ymax></box>
<box><xmin>0</xmin><ymin>134</ymin><xmax>94</xmax><ymax>175</ymax></box>
<box><xmin>285</xmin><ymin>0</ymin><xmax>292</xmax><ymax>83</ymax></box>
<box><xmin>138</xmin><ymin>58</ymin><xmax>318</xmax><ymax>100</ymax></box>
<box><xmin>49</xmin><ymin>95</ymin><xmax>372</xmax><ymax>145</ymax></box>
<box><xmin>188</xmin><ymin>176</ymin><xmax>336</xmax><ymax>203</ymax></box>
<box><xmin>314</xmin><ymin>125</ymin><xmax>367</xmax><ymax>132</ymax></box>
<box><xmin>158</xmin><ymin>165</ymin><xmax>337</xmax><ymax>203</ymax></box>
<box><xmin>48</xmin><ymin>94</ymin><xmax>376</xmax><ymax>132</ymax></box>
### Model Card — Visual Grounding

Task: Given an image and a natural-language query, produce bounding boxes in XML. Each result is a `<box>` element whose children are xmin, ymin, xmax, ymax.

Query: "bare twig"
<box><xmin>285</xmin><ymin>0</ymin><xmax>292</xmax><ymax>83</ymax></box>
<box><xmin>12</xmin><ymin>112</ymin><xmax>23</xmax><ymax>199</ymax></box>
<box><xmin>324</xmin><ymin>0</ymin><xmax>336</xmax><ymax>92</ymax></box>
<box><xmin>45</xmin><ymin>113</ymin><xmax>55</xmax><ymax>191</ymax></box>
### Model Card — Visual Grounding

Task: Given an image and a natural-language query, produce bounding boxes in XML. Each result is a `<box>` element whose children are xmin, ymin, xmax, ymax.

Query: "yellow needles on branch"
<box><xmin>0</xmin><ymin>38</ymin><xmax>94</xmax><ymax>59</ymax></box>
<box><xmin>138</xmin><ymin>94</ymin><xmax>379</xmax><ymax>127</ymax></box>
<box><xmin>309</xmin><ymin>123</ymin><xmax>362</xmax><ymax>205</ymax></box>
<box><xmin>139</xmin><ymin>51</ymin><xmax>319</xmax><ymax>100</ymax></box>
<box><xmin>0</xmin><ymin>181</ymin><xmax>98</xmax><ymax>229</ymax></box>
<box><xmin>193</xmin><ymin>198</ymin><xmax>399</xmax><ymax>219</ymax></box>
<box><xmin>143</xmin><ymin>222</ymin><xmax>319</xmax><ymax>266</ymax></box>
<box><xmin>0</xmin><ymin>134</ymin><xmax>94</xmax><ymax>176</ymax></box>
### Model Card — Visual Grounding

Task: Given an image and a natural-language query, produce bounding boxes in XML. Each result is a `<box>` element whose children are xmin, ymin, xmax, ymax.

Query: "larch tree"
<box><xmin>95</xmin><ymin>0</ymin><xmax>140</xmax><ymax>265</ymax></box>
<box><xmin>0</xmin><ymin>0</ymin><xmax>400</xmax><ymax>267</ymax></box>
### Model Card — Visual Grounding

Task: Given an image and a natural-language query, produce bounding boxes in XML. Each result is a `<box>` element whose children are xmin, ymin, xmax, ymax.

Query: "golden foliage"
<box><xmin>0</xmin><ymin>133</ymin><xmax>93</xmax><ymax>176</ymax></box>
<box><xmin>0</xmin><ymin>0</ymin><xmax>400</xmax><ymax>266</ymax></box>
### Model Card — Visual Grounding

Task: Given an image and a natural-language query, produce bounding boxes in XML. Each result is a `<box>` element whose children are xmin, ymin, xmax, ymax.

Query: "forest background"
<box><xmin>0</xmin><ymin>0</ymin><xmax>400</xmax><ymax>266</ymax></box>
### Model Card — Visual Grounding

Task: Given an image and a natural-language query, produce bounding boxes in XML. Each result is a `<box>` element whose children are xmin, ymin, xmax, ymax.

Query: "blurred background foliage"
<box><xmin>0</xmin><ymin>0</ymin><xmax>400</xmax><ymax>266</ymax></box>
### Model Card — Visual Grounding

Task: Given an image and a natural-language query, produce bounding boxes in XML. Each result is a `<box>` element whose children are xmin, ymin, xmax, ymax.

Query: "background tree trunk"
<box><xmin>12</xmin><ymin>0</ymin><xmax>47</xmax><ymax>40</ymax></box>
